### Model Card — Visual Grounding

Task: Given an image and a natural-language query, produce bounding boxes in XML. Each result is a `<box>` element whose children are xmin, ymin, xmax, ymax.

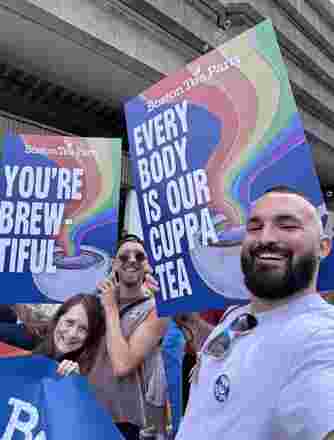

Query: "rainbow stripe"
<box><xmin>142</xmin><ymin>20</ymin><xmax>306</xmax><ymax>233</ymax></box>
<box><xmin>21</xmin><ymin>136</ymin><xmax>121</xmax><ymax>256</ymax></box>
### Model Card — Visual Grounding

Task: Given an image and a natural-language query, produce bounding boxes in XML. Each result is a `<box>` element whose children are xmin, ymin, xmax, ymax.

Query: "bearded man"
<box><xmin>176</xmin><ymin>187</ymin><xmax>334</xmax><ymax>440</ymax></box>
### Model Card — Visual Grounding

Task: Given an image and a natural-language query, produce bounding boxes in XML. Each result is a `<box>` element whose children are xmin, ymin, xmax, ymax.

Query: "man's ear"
<box><xmin>320</xmin><ymin>237</ymin><xmax>332</xmax><ymax>259</ymax></box>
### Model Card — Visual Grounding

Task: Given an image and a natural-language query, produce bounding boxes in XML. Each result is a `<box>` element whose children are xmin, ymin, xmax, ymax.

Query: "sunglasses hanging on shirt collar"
<box><xmin>190</xmin><ymin>313</ymin><xmax>258</xmax><ymax>384</ymax></box>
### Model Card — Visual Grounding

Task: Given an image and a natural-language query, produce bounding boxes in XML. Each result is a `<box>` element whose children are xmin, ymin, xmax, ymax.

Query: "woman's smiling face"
<box><xmin>53</xmin><ymin>303</ymin><xmax>89</xmax><ymax>355</ymax></box>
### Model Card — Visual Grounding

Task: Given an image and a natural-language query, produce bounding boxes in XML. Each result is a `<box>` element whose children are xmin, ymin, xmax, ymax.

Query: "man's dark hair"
<box><xmin>116</xmin><ymin>233</ymin><xmax>145</xmax><ymax>253</ymax></box>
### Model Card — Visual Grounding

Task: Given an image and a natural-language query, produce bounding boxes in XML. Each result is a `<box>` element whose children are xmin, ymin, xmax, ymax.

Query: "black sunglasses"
<box><xmin>117</xmin><ymin>251</ymin><xmax>147</xmax><ymax>264</ymax></box>
<box><xmin>203</xmin><ymin>313</ymin><xmax>258</xmax><ymax>359</ymax></box>
<box><xmin>190</xmin><ymin>313</ymin><xmax>258</xmax><ymax>384</ymax></box>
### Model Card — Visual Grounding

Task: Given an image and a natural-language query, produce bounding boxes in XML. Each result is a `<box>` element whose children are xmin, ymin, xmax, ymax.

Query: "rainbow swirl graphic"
<box><xmin>143</xmin><ymin>21</ymin><xmax>304</xmax><ymax>230</ymax></box>
<box><xmin>21</xmin><ymin>136</ymin><xmax>121</xmax><ymax>257</ymax></box>
<box><xmin>14</xmin><ymin>135</ymin><xmax>122</xmax><ymax>301</ymax></box>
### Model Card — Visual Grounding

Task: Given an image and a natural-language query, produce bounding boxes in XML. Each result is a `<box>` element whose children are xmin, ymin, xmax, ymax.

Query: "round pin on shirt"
<box><xmin>214</xmin><ymin>373</ymin><xmax>230</xmax><ymax>403</ymax></box>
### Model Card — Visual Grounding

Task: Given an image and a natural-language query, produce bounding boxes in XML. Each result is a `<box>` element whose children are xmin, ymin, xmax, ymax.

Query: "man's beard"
<box><xmin>241</xmin><ymin>244</ymin><xmax>318</xmax><ymax>301</ymax></box>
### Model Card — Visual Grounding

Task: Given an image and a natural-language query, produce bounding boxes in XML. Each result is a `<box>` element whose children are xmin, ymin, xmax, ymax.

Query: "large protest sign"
<box><xmin>0</xmin><ymin>135</ymin><xmax>121</xmax><ymax>302</ymax></box>
<box><xmin>125</xmin><ymin>19</ymin><xmax>331</xmax><ymax>316</ymax></box>
<box><xmin>0</xmin><ymin>355</ymin><xmax>124</xmax><ymax>439</ymax></box>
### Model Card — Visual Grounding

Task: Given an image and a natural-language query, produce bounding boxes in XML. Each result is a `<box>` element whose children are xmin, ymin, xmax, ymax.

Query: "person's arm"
<box><xmin>0</xmin><ymin>306</ymin><xmax>38</xmax><ymax>351</ymax></box>
<box><xmin>175</xmin><ymin>313</ymin><xmax>214</xmax><ymax>352</ymax></box>
<box><xmin>12</xmin><ymin>305</ymin><xmax>33</xmax><ymax>323</ymax></box>
<box><xmin>100</xmin><ymin>279</ymin><xmax>169</xmax><ymax>377</ymax></box>
<box><xmin>12</xmin><ymin>305</ymin><xmax>48</xmax><ymax>341</ymax></box>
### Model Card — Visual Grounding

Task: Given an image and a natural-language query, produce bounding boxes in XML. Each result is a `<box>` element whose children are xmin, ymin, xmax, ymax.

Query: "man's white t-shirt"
<box><xmin>176</xmin><ymin>293</ymin><xmax>334</xmax><ymax>440</ymax></box>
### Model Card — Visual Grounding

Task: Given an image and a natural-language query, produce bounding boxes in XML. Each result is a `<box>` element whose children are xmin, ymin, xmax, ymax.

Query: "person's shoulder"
<box><xmin>296</xmin><ymin>298</ymin><xmax>334</xmax><ymax>327</ymax></box>
<box><xmin>138</xmin><ymin>297</ymin><xmax>157</xmax><ymax>318</ymax></box>
<box><xmin>131</xmin><ymin>297</ymin><xmax>169</xmax><ymax>327</ymax></box>
<box><xmin>280</xmin><ymin>299</ymin><xmax>334</xmax><ymax>355</ymax></box>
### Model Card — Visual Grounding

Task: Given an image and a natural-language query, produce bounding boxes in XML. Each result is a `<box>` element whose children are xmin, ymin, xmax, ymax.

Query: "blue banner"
<box><xmin>0</xmin><ymin>134</ymin><xmax>121</xmax><ymax>303</ymax></box>
<box><xmin>0</xmin><ymin>355</ymin><xmax>124</xmax><ymax>439</ymax></box>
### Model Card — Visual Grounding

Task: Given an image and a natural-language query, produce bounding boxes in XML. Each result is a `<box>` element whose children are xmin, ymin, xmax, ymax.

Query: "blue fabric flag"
<box><xmin>0</xmin><ymin>355</ymin><xmax>124</xmax><ymax>440</ymax></box>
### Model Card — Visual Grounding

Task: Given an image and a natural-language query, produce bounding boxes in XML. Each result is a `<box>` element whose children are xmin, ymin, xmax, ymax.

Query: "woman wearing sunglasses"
<box><xmin>88</xmin><ymin>234</ymin><xmax>170</xmax><ymax>440</ymax></box>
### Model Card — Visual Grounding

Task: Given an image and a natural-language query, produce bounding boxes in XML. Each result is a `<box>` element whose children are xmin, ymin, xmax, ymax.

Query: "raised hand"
<box><xmin>98</xmin><ymin>275</ymin><xmax>120</xmax><ymax>311</ymax></box>
<box><xmin>57</xmin><ymin>359</ymin><xmax>80</xmax><ymax>376</ymax></box>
